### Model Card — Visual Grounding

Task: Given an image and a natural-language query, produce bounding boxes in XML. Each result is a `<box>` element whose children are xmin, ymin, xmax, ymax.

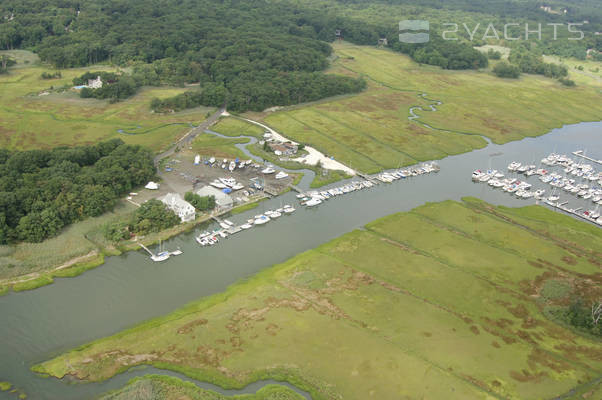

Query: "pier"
<box><xmin>357</xmin><ymin>172</ymin><xmax>379</xmax><ymax>184</ymax></box>
<box><xmin>138</xmin><ymin>242</ymin><xmax>155</xmax><ymax>257</ymax></box>
<box><xmin>572</xmin><ymin>150</ymin><xmax>602</xmax><ymax>166</ymax></box>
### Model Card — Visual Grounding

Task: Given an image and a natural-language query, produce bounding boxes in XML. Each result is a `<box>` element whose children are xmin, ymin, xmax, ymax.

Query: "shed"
<box><xmin>196</xmin><ymin>185</ymin><xmax>233</xmax><ymax>208</ymax></box>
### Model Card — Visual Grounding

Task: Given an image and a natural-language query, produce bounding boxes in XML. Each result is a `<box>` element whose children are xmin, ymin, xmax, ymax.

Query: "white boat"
<box><xmin>151</xmin><ymin>251</ymin><xmax>170</xmax><ymax>262</ymax></box>
<box><xmin>305</xmin><ymin>198</ymin><xmax>322</xmax><ymax>207</ymax></box>
<box><xmin>219</xmin><ymin>222</ymin><xmax>230</xmax><ymax>229</ymax></box>
<box><xmin>275</xmin><ymin>171</ymin><xmax>289</xmax><ymax>179</ymax></box>
<box><xmin>262</xmin><ymin>167</ymin><xmax>276</xmax><ymax>174</ymax></box>
<box><xmin>210</xmin><ymin>180</ymin><xmax>228</xmax><ymax>189</ymax></box>
<box><xmin>170</xmin><ymin>249</ymin><xmax>183</xmax><ymax>256</ymax></box>
<box><xmin>283</xmin><ymin>205</ymin><xmax>295</xmax><ymax>213</ymax></box>
<box><xmin>240</xmin><ymin>223</ymin><xmax>253</xmax><ymax>229</ymax></box>
<box><xmin>229</xmin><ymin>161</ymin><xmax>236</xmax><ymax>172</ymax></box>
<box><xmin>270</xmin><ymin>211</ymin><xmax>282</xmax><ymax>218</ymax></box>
<box><xmin>209</xmin><ymin>157</ymin><xmax>216</xmax><ymax>164</ymax></box>
<box><xmin>194</xmin><ymin>155</ymin><xmax>200</xmax><ymax>165</ymax></box>
<box><xmin>254</xmin><ymin>215</ymin><xmax>271</xmax><ymax>225</ymax></box>
<box><xmin>224</xmin><ymin>219</ymin><xmax>234</xmax><ymax>226</ymax></box>
<box><xmin>507</xmin><ymin>162</ymin><xmax>521</xmax><ymax>171</ymax></box>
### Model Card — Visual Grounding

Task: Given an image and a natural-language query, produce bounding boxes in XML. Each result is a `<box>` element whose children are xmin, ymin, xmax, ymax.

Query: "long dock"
<box><xmin>546</xmin><ymin>201</ymin><xmax>600</xmax><ymax>226</ymax></box>
<box><xmin>572</xmin><ymin>150</ymin><xmax>602</xmax><ymax>166</ymax></box>
<box><xmin>357</xmin><ymin>172</ymin><xmax>379</xmax><ymax>184</ymax></box>
<box><xmin>138</xmin><ymin>243</ymin><xmax>154</xmax><ymax>256</ymax></box>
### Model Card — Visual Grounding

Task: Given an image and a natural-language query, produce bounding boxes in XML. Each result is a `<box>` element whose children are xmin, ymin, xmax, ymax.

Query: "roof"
<box><xmin>159</xmin><ymin>193</ymin><xmax>195</xmax><ymax>211</ymax></box>
<box><xmin>196</xmin><ymin>186</ymin><xmax>233</xmax><ymax>206</ymax></box>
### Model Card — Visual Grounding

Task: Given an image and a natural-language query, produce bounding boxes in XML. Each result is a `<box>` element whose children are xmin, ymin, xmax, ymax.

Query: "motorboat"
<box><xmin>507</xmin><ymin>162</ymin><xmax>521</xmax><ymax>171</ymax></box>
<box><xmin>261</xmin><ymin>167</ymin><xmax>276</xmax><ymax>174</ymax></box>
<box><xmin>275</xmin><ymin>171</ymin><xmax>289</xmax><ymax>179</ymax></box>
<box><xmin>240</xmin><ymin>223</ymin><xmax>253</xmax><ymax>229</ymax></box>
<box><xmin>305</xmin><ymin>198</ymin><xmax>322</xmax><ymax>207</ymax></box>
<box><xmin>210</xmin><ymin>180</ymin><xmax>228</xmax><ymax>189</ymax></box>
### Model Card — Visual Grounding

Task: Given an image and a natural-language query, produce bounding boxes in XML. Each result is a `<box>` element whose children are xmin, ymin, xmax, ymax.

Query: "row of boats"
<box><xmin>472</xmin><ymin>170</ymin><xmax>545</xmax><ymax>199</ymax></box>
<box><xmin>376</xmin><ymin>163</ymin><xmax>440</xmax><ymax>182</ymax></box>
<box><xmin>297</xmin><ymin>162</ymin><xmax>440</xmax><ymax>207</ymax></box>
<box><xmin>195</xmin><ymin>205</ymin><xmax>296</xmax><ymax>246</ymax></box>
<box><xmin>197</xmin><ymin>155</ymin><xmax>290</xmax><ymax>179</ymax></box>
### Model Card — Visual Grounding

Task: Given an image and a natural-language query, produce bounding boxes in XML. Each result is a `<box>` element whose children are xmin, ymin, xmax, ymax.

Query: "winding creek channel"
<box><xmin>0</xmin><ymin>121</ymin><xmax>601</xmax><ymax>399</ymax></box>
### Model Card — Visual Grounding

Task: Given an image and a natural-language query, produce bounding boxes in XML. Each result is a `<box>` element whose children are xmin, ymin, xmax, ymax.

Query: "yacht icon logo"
<box><xmin>399</xmin><ymin>20</ymin><xmax>430</xmax><ymax>43</ymax></box>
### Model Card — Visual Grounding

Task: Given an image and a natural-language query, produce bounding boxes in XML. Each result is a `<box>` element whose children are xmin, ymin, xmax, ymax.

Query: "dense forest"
<box><xmin>0</xmin><ymin>0</ymin><xmax>541</xmax><ymax>111</ymax></box>
<box><xmin>0</xmin><ymin>139</ymin><xmax>155</xmax><ymax>243</ymax></box>
<box><xmin>0</xmin><ymin>1</ymin><xmax>599</xmax><ymax>109</ymax></box>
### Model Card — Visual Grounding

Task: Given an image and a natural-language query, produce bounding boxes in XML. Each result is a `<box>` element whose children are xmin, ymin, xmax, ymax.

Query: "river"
<box><xmin>0</xmin><ymin>121</ymin><xmax>600</xmax><ymax>399</ymax></box>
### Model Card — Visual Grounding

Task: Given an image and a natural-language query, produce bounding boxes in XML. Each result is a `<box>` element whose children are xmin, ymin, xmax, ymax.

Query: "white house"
<box><xmin>87</xmin><ymin>76</ymin><xmax>103</xmax><ymax>89</ymax></box>
<box><xmin>159</xmin><ymin>193</ymin><xmax>196</xmax><ymax>223</ymax></box>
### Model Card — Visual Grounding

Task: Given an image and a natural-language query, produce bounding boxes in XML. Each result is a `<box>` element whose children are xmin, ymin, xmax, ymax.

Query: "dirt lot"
<box><xmin>135</xmin><ymin>149</ymin><xmax>296</xmax><ymax>206</ymax></box>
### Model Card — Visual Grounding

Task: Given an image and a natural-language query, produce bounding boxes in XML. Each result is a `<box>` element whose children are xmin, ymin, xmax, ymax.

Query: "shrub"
<box><xmin>493</xmin><ymin>62</ymin><xmax>520</xmax><ymax>78</ymax></box>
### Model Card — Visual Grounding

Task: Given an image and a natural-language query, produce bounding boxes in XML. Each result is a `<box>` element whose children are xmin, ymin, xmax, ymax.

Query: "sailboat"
<box><xmin>151</xmin><ymin>240</ymin><xmax>170</xmax><ymax>262</ymax></box>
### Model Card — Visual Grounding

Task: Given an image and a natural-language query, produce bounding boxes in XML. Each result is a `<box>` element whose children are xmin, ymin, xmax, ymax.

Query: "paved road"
<box><xmin>153</xmin><ymin>106</ymin><xmax>225</xmax><ymax>166</ymax></box>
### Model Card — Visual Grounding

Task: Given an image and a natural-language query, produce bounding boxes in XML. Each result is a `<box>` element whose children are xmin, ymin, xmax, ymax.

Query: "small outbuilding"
<box><xmin>196</xmin><ymin>185</ymin><xmax>233</xmax><ymax>208</ymax></box>
<box><xmin>159</xmin><ymin>193</ymin><xmax>196</xmax><ymax>223</ymax></box>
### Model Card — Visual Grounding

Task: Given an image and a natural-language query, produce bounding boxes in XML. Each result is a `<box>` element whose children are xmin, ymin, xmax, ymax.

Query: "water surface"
<box><xmin>0</xmin><ymin>121</ymin><xmax>600</xmax><ymax>399</ymax></box>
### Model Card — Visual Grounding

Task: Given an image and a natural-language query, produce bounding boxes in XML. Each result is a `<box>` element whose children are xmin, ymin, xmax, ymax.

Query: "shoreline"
<box><xmin>0</xmin><ymin>196</ymin><xmax>267</xmax><ymax>295</ymax></box>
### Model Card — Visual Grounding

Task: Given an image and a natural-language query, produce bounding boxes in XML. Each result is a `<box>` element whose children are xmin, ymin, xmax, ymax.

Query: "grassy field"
<box><xmin>0</xmin><ymin>50</ymin><xmax>214</xmax><ymax>152</ymax></box>
<box><xmin>189</xmin><ymin>133</ymin><xmax>251</xmax><ymax>160</ymax></box>
<box><xmin>34</xmin><ymin>199</ymin><xmax>601</xmax><ymax>400</ymax></box>
<box><xmin>544</xmin><ymin>55</ymin><xmax>602</xmax><ymax>88</ymax></box>
<box><xmin>99</xmin><ymin>375</ymin><xmax>304</xmax><ymax>400</ymax></box>
<box><xmin>211</xmin><ymin>118</ymin><xmax>264</xmax><ymax>138</ymax></box>
<box><xmin>249</xmin><ymin>43</ymin><xmax>602</xmax><ymax>174</ymax></box>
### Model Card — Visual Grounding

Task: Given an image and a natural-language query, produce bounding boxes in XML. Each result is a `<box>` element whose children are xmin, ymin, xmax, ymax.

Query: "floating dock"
<box><xmin>572</xmin><ymin>150</ymin><xmax>602</xmax><ymax>166</ymax></box>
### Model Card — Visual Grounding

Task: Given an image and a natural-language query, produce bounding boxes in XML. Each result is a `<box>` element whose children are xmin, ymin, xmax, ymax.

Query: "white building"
<box><xmin>87</xmin><ymin>76</ymin><xmax>103</xmax><ymax>89</ymax></box>
<box><xmin>196</xmin><ymin>186</ymin><xmax>233</xmax><ymax>208</ymax></box>
<box><xmin>159</xmin><ymin>193</ymin><xmax>196</xmax><ymax>223</ymax></box>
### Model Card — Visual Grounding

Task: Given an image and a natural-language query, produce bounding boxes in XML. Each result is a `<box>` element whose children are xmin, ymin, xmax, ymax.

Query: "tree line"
<box><xmin>152</xmin><ymin>72</ymin><xmax>366</xmax><ymax>113</ymax></box>
<box><xmin>0</xmin><ymin>139</ymin><xmax>155</xmax><ymax>243</ymax></box>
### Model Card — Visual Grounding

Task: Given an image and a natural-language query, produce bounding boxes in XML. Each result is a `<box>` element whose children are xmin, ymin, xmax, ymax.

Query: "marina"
<box><xmin>0</xmin><ymin>121</ymin><xmax>601</xmax><ymax>399</ymax></box>
<box><xmin>471</xmin><ymin>150</ymin><xmax>602</xmax><ymax>226</ymax></box>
